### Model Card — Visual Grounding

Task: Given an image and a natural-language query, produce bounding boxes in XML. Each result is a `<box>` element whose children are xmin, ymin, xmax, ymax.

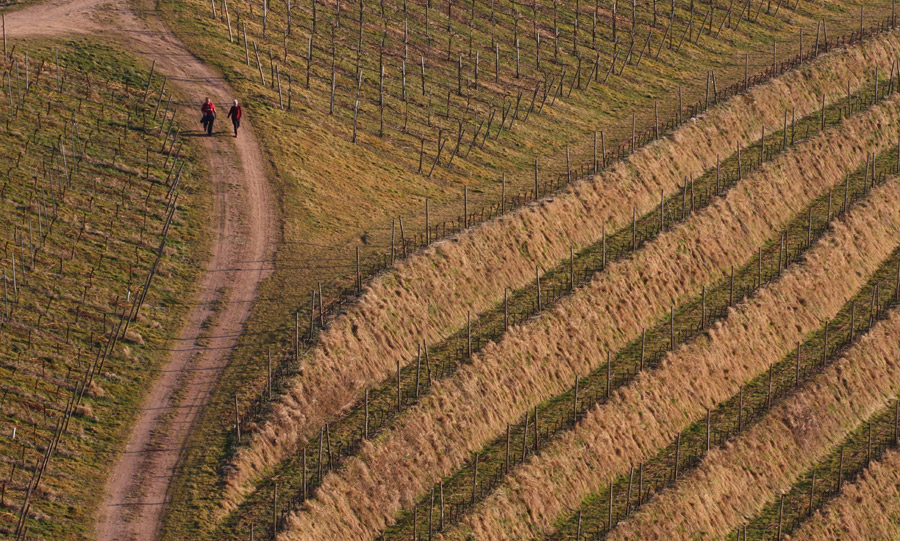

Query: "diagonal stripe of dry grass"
<box><xmin>607</xmin><ymin>258</ymin><xmax>900</xmax><ymax>539</ymax></box>
<box><xmin>791</xmin><ymin>448</ymin><xmax>900</xmax><ymax>540</ymax></box>
<box><xmin>275</xmin><ymin>90</ymin><xmax>900</xmax><ymax>541</ymax></box>
<box><xmin>447</xmin><ymin>149</ymin><xmax>900</xmax><ymax>541</ymax></box>
<box><xmin>226</xmin><ymin>30</ymin><xmax>900</xmax><ymax>516</ymax></box>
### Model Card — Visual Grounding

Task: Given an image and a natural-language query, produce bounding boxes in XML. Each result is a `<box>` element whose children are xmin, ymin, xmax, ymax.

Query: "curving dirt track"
<box><xmin>5</xmin><ymin>1</ymin><xmax>275</xmax><ymax>539</ymax></box>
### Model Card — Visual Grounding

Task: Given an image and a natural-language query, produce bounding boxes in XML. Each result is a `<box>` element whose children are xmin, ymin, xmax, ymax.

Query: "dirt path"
<box><xmin>5</xmin><ymin>2</ymin><xmax>275</xmax><ymax>540</ymax></box>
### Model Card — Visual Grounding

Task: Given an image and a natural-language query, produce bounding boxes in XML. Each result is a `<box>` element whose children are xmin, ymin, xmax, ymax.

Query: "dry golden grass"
<box><xmin>225</xmin><ymin>30</ymin><xmax>900</xmax><ymax>516</ymax></box>
<box><xmin>791</xmin><ymin>448</ymin><xmax>900</xmax><ymax>540</ymax></box>
<box><xmin>607</xmin><ymin>247</ymin><xmax>900</xmax><ymax>539</ymax></box>
<box><xmin>273</xmin><ymin>90</ymin><xmax>900</xmax><ymax>541</ymax></box>
<box><xmin>450</xmin><ymin>141</ymin><xmax>900</xmax><ymax>541</ymax></box>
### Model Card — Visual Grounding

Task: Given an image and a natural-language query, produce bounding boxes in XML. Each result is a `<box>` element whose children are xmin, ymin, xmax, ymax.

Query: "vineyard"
<box><xmin>2</xmin><ymin>0</ymin><xmax>900</xmax><ymax>540</ymax></box>
<box><xmin>158</xmin><ymin>0</ymin><xmax>900</xmax><ymax>535</ymax></box>
<box><xmin>154</xmin><ymin>0</ymin><xmax>900</xmax><ymax>536</ymax></box>
<box><xmin>0</xmin><ymin>40</ymin><xmax>207</xmax><ymax>538</ymax></box>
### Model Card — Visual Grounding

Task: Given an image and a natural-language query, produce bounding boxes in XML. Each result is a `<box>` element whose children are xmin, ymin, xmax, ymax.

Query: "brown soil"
<box><xmin>5</xmin><ymin>1</ymin><xmax>275</xmax><ymax>539</ymax></box>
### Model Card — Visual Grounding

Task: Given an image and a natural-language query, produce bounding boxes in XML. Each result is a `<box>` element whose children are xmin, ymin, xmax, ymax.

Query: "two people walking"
<box><xmin>200</xmin><ymin>97</ymin><xmax>243</xmax><ymax>138</ymax></box>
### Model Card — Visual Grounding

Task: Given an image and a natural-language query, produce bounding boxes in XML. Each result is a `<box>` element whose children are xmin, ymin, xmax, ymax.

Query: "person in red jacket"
<box><xmin>227</xmin><ymin>99</ymin><xmax>243</xmax><ymax>138</ymax></box>
<box><xmin>200</xmin><ymin>97</ymin><xmax>216</xmax><ymax>136</ymax></box>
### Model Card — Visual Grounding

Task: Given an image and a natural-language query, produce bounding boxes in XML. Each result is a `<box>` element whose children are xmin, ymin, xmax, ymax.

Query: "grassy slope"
<box><xmin>737</xmin><ymin>390</ymin><xmax>900</xmax><ymax>538</ymax></box>
<box><xmin>607</xmin><ymin>233</ymin><xmax>900</xmax><ymax>539</ymax></box>
<box><xmin>222</xmin><ymin>26</ymin><xmax>900</xmax><ymax>528</ymax></box>
<box><xmin>0</xmin><ymin>41</ymin><xmax>208</xmax><ymax>539</ymax></box>
<box><xmin>793</xmin><ymin>448</ymin><xmax>900</xmax><ymax>539</ymax></box>
<box><xmin>549</xmin><ymin>145</ymin><xmax>900</xmax><ymax>538</ymax></box>
<box><xmin>282</xmin><ymin>91</ymin><xmax>900</xmax><ymax>540</ymax></box>
<box><xmin>420</xmin><ymin>77</ymin><xmax>900</xmax><ymax>541</ymax></box>
<box><xmin>454</xmin><ymin>145</ymin><xmax>900</xmax><ymax>540</ymax></box>
<box><xmin>156</xmin><ymin>0</ymin><xmax>894</xmax><ymax>536</ymax></box>
<box><xmin>158</xmin><ymin>2</ymin><xmax>888</xmax><ymax>524</ymax></box>
<box><xmin>205</xmin><ymin>35</ymin><xmax>900</xmax><ymax>535</ymax></box>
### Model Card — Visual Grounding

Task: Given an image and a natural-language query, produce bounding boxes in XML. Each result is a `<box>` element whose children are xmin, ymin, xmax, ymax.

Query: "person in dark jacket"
<box><xmin>200</xmin><ymin>97</ymin><xmax>216</xmax><ymax>136</ymax></box>
<box><xmin>227</xmin><ymin>99</ymin><xmax>243</xmax><ymax>138</ymax></box>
